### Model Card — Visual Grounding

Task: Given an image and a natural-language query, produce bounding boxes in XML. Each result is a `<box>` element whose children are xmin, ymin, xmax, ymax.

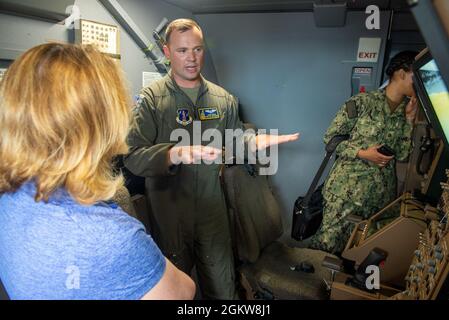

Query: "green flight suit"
<box><xmin>124</xmin><ymin>73</ymin><xmax>244</xmax><ymax>299</ymax></box>
<box><xmin>309</xmin><ymin>90</ymin><xmax>413</xmax><ymax>254</ymax></box>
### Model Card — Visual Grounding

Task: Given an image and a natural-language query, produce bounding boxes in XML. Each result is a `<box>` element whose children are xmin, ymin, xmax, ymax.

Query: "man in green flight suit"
<box><xmin>309</xmin><ymin>51</ymin><xmax>419</xmax><ymax>255</ymax></box>
<box><xmin>124</xmin><ymin>18</ymin><xmax>298</xmax><ymax>299</ymax></box>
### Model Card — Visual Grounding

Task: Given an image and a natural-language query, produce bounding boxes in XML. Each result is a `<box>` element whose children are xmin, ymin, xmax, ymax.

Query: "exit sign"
<box><xmin>357</xmin><ymin>37</ymin><xmax>382</xmax><ymax>63</ymax></box>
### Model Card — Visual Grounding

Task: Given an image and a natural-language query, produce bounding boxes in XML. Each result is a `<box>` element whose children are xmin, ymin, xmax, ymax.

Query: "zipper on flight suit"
<box><xmin>177</xmin><ymin>85</ymin><xmax>208</xmax><ymax>218</ymax></box>
<box><xmin>177</xmin><ymin>84</ymin><xmax>207</xmax><ymax>120</ymax></box>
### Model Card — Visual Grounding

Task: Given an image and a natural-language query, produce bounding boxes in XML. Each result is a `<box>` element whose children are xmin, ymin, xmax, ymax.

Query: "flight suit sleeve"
<box><xmin>324</xmin><ymin>96</ymin><xmax>365</xmax><ymax>160</ymax></box>
<box><xmin>394</xmin><ymin>121</ymin><xmax>414</xmax><ymax>161</ymax></box>
<box><xmin>224</xmin><ymin>95</ymin><xmax>257</xmax><ymax>163</ymax></box>
<box><xmin>225</xmin><ymin>94</ymin><xmax>245</xmax><ymax>131</ymax></box>
<box><xmin>124</xmin><ymin>90</ymin><xmax>178</xmax><ymax>177</ymax></box>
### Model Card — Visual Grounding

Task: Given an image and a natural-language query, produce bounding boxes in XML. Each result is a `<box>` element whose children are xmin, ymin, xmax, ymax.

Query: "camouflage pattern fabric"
<box><xmin>309</xmin><ymin>90</ymin><xmax>413</xmax><ymax>254</ymax></box>
<box><xmin>309</xmin><ymin>192</ymin><xmax>375</xmax><ymax>254</ymax></box>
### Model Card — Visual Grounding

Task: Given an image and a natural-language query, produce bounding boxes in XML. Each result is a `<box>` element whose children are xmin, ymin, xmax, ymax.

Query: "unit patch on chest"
<box><xmin>176</xmin><ymin>108</ymin><xmax>193</xmax><ymax>126</ymax></box>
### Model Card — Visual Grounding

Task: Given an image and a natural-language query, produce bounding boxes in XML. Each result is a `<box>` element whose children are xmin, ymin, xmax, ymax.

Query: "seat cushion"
<box><xmin>239</xmin><ymin>241</ymin><xmax>337</xmax><ymax>300</ymax></box>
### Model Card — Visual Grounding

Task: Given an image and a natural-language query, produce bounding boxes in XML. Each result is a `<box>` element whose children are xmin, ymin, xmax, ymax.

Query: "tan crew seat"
<box><xmin>112</xmin><ymin>184</ymin><xmax>152</xmax><ymax>233</ymax></box>
<box><xmin>221</xmin><ymin>164</ymin><xmax>337</xmax><ymax>300</ymax></box>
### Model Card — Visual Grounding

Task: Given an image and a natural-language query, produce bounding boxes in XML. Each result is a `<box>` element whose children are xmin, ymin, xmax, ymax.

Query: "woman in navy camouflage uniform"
<box><xmin>310</xmin><ymin>51</ymin><xmax>419</xmax><ymax>254</ymax></box>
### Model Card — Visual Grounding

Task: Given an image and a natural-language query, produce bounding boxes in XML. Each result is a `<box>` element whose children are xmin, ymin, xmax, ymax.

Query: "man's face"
<box><xmin>164</xmin><ymin>27</ymin><xmax>205</xmax><ymax>87</ymax></box>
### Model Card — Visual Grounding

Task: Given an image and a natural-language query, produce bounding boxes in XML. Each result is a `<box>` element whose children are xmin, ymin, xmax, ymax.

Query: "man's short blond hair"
<box><xmin>0</xmin><ymin>43</ymin><xmax>131</xmax><ymax>205</ymax></box>
<box><xmin>165</xmin><ymin>18</ymin><xmax>202</xmax><ymax>44</ymax></box>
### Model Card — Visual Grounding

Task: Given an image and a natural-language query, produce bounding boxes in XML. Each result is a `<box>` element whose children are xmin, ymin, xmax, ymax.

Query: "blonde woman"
<box><xmin>0</xmin><ymin>43</ymin><xmax>195</xmax><ymax>300</ymax></box>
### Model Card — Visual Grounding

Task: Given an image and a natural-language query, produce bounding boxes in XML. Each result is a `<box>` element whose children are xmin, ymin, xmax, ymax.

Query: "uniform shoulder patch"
<box><xmin>133</xmin><ymin>94</ymin><xmax>146</xmax><ymax>112</ymax></box>
<box><xmin>346</xmin><ymin>100</ymin><xmax>358</xmax><ymax>119</ymax></box>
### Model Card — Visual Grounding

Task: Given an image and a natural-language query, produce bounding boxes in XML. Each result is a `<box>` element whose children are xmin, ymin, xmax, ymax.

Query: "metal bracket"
<box><xmin>98</xmin><ymin>0</ymin><xmax>168</xmax><ymax>74</ymax></box>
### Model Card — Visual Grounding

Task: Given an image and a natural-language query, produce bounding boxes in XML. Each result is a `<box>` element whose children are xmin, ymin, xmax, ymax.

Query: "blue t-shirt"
<box><xmin>0</xmin><ymin>182</ymin><xmax>166</xmax><ymax>300</ymax></box>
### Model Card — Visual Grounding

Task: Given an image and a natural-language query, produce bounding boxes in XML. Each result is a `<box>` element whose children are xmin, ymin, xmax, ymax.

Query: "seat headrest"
<box><xmin>222</xmin><ymin>165</ymin><xmax>283</xmax><ymax>263</ymax></box>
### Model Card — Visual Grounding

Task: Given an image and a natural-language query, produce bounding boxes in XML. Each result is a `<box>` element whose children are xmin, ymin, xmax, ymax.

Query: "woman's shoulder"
<box><xmin>347</xmin><ymin>90</ymin><xmax>385</xmax><ymax>117</ymax></box>
<box><xmin>1</xmin><ymin>182</ymin><xmax>144</xmax><ymax>242</ymax></box>
<box><xmin>350</xmin><ymin>89</ymin><xmax>384</xmax><ymax>104</ymax></box>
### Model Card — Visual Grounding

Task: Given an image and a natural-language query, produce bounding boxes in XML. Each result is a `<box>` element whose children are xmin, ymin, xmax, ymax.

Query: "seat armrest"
<box><xmin>345</xmin><ymin>214</ymin><xmax>364</xmax><ymax>224</ymax></box>
<box><xmin>322</xmin><ymin>256</ymin><xmax>343</xmax><ymax>273</ymax></box>
<box><xmin>131</xmin><ymin>193</ymin><xmax>145</xmax><ymax>202</ymax></box>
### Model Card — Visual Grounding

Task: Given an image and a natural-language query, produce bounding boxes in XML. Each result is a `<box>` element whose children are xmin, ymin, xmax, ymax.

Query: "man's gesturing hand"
<box><xmin>168</xmin><ymin>145</ymin><xmax>222</xmax><ymax>165</ymax></box>
<box><xmin>255</xmin><ymin>133</ymin><xmax>300</xmax><ymax>151</ymax></box>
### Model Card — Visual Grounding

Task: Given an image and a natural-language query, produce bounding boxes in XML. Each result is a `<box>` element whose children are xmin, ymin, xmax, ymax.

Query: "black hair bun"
<box><xmin>386</xmin><ymin>51</ymin><xmax>419</xmax><ymax>77</ymax></box>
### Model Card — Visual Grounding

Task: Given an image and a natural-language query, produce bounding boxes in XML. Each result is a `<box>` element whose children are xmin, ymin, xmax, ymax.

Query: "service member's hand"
<box><xmin>168</xmin><ymin>145</ymin><xmax>222</xmax><ymax>165</ymax></box>
<box><xmin>255</xmin><ymin>133</ymin><xmax>300</xmax><ymax>151</ymax></box>
<box><xmin>357</xmin><ymin>145</ymin><xmax>394</xmax><ymax>168</ymax></box>
<box><xmin>405</xmin><ymin>96</ymin><xmax>418</xmax><ymax>124</ymax></box>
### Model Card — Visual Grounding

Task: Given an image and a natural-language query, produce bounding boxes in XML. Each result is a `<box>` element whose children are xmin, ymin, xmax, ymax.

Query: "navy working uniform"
<box><xmin>309</xmin><ymin>89</ymin><xmax>414</xmax><ymax>254</ymax></box>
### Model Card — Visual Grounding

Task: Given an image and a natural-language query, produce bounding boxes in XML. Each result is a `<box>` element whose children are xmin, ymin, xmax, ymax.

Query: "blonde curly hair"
<box><xmin>0</xmin><ymin>43</ymin><xmax>132</xmax><ymax>205</ymax></box>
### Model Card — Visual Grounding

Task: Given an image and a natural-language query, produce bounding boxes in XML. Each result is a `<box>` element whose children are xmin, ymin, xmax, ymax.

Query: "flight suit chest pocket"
<box><xmin>196</xmin><ymin>101</ymin><xmax>226</xmax><ymax>131</ymax></box>
<box><xmin>198</xmin><ymin>107</ymin><xmax>225</xmax><ymax>130</ymax></box>
<box><xmin>155</xmin><ymin>97</ymin><xmax>194</xmax><ymax>141</ymax></box>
